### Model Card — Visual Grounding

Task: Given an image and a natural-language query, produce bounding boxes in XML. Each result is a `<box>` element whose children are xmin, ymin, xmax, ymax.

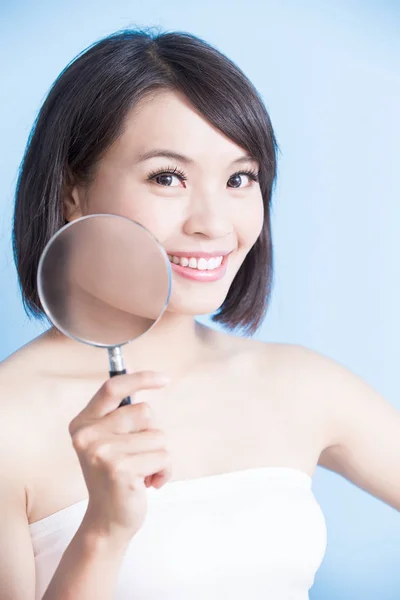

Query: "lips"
<box><xmin>167</xmin><ymin>252</ymin><xmax>231</xmax><ymax>282</ymax></box>
<box><xmin>166</xmin><ymin>250</ymin><xmax>232</xmax><ymax>259</ymax></box>
<box><xmin>168</xmin><ymin>254</ymin><xmax>222</xmax><ymax>270</ymax></box>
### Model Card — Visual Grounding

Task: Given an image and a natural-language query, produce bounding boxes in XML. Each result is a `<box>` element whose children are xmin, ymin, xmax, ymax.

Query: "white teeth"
<box><xmin>168</xmin><ymin>255</ymin><xmax>224</xmax><ymax>271</ymax></box>
<box><xmin>197</xmin><ymin>258</ymin><xmax>208</xmax><ymax>270</ymax></box>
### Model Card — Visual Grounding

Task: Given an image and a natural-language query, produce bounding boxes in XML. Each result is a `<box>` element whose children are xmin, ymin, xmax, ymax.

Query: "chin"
<box><xmin>163</xmin><ymin>260</ymin><xmax>243</xmax><ymax>317</ymax></box>
<box><xmin>166</xmin><ymin>292</ymin><xmax>228</xmax><ymax>317</ymax></box>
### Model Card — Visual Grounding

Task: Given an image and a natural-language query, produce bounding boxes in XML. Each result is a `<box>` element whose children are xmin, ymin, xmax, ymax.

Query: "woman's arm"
<box><xmin>301</xmin><ymin>345</ymin><xmax>400</xmax><ymax>511</ymax></box>
<box><xmin>42</xmin><ymin>510</ymin><xmax>130</xmax><ymax>600</ymax></box>
<box><xmin>0</xmin><ymin>483</ymin><xmax>36</xmax><ymax>600</ymax></box>
<box><xmin>0</xmin><ymin>474</ymin><xmax>132</xmax><ymax>600</ymax></box>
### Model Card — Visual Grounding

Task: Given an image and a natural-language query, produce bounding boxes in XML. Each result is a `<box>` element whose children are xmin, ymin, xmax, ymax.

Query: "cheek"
<box><xmin>123</xmin><ymin>204</ymin><xmax>180</xmax><ymax>247</ymax></box>
<box><xmin>83</xmin><ymin>175</ymin><xmax>176</xmax><ymax>239</ymax></box>
<box><xmin>235</xmin><ymin>197</ymin><xmax>264</xmax><ymax>248</ymax></box>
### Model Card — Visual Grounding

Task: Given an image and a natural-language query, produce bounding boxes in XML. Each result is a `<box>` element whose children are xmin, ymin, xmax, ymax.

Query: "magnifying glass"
<box><xmin>37</xmin><ymin>214</ymin><xmax>172</xmax><ymax>407</ymax></box>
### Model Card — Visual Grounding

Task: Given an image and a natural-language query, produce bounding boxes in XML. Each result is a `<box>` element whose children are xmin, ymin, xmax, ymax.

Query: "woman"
<box><xmin>0</xmin><ymin>28</ymin><xmax>398</xmax><ymax>600</ymax></box>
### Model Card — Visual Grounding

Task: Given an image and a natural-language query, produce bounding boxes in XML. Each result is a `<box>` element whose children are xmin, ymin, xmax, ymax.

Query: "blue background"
<box><xmin>0</xmin><ymin>1</ymin><xmax>399</xmax><ymax>597</ymax></box>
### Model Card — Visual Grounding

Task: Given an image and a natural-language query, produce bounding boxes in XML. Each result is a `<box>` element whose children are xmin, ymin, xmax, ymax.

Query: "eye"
<box><xmin>147</xmin><ymin>166</ymin><xmax>259</xmax><ymax>189</ymax></box>
<box><xmin>147</xmin><ymin>166</ymin><xmax>187</xmax><ymax>187</ymax></box>
<box><xmin>227</xmin><ymin>170</ymin><xmax>259</xmax><ymax>188</ymax></box>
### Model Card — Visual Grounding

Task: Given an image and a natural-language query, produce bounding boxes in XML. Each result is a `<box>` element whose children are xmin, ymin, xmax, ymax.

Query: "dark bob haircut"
<box><xmin>13</xmin><ymin>28</ymin><xmax>278</xmax><ymax>335</ymax></box>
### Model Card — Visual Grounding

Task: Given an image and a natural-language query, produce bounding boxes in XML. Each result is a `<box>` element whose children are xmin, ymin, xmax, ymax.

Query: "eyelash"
<box><xmin>146</xmin><ymin>165</ymin><xmax>259</xmax><ymax>186</ymax></box>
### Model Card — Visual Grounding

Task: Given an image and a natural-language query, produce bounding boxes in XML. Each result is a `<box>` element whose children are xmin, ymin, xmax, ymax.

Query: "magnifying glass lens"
<box><xmin>37</xmin><ymin>214</ymin><xmax>172</xmax><ymax>406</ymax></box>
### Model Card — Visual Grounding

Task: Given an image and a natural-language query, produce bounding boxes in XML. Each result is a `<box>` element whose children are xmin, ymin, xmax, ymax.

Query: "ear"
<box><xmin>63</xmin><ymin>176</ymin><xmax>84</xmax><ymax>222</ymax></box>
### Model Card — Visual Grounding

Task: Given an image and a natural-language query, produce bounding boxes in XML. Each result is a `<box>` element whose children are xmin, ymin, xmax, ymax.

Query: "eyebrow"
<box><xmin>136</xmin><ymin>149</ymin><xmax>258</xmax><ymax>166</ymax></box>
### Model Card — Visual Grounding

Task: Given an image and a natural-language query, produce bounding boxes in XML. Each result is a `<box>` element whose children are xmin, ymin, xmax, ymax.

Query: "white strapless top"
<box><xmin>29</xmin><ymin>467</ymin><xmax>327</xmax><ymax>599</ymax></box>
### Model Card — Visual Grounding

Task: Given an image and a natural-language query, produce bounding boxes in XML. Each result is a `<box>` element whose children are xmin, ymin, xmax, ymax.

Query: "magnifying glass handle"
<box><xmin>108</xmin><ymin>347</ymin><xmax>131</xmax><ymax>407</ymax></box>
<box><xmin>109</xmin><ymin>369</ymin><xmax>132</xmax><ymax>407</ymax></box>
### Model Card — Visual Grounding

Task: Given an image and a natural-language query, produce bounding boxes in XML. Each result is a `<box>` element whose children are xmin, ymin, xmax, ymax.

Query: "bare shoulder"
<box><xmin>0</xmin><ymin>330</ymin><xmax>51</xmax><ymax>411</ymax></box>
<box><xmin>245</xmin><ymin>339</ymin><xmax>395</xmax><ymax>462</ymax></box>
<box><xmin>0</xmin><ymin>330</ymin><xmax>59</xmax><ymax>481</ymax></box>
<box><xmin>202</xmin><ymin>326</ymin><xmax>324</xmax><ymax>397</ymax></box>
<box><xmin>231</xmin><ymin>334</ymin><xmax>369</xmax><ymax>403</ymax></box>
<box><xmin>203</xmin><ymin>327</ymin><xmax>369</xmax><ymax>452</ymax></box>
<box><xmin>0</xmin><ymin>341</ymin><xmax>39</xmax><ymax>503</ymax></box>
<box><xmin>203</xmin><ymin>325</ymin><xmax>325</xmax><ymax>381</ymax></box>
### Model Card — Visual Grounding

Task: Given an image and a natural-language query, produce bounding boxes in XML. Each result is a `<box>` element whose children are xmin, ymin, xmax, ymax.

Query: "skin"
<box><xmin>1</xmin><ymin>88</ymin><xmax>399</xmax><ymax>541</ymax></box>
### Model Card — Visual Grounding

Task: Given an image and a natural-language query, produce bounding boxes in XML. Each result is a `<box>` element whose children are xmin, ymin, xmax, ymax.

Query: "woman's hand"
<box><xmin>68</xmin><ymin>371</ymin><xmax>172</xmax><ymax>542</ymax></box>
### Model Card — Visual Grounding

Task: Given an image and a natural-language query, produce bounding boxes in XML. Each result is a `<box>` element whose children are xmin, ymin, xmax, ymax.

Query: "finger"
<box><xmin>97</xmin><ymin>402</ymin><xmax>156</xmax><ymax>435</ymax></box>
<box><xmin>148</xmin><ymin>468</ymin><xmax>172</xmax><ymax>489</ymax></box>
<box><xmin>87</xmin><ymin>429</ymin><xmax>167</xmax><ymax>459</ymax></box>
<box><xmin>119</xmin><ymin>449</ymin><xmax>172</xmax><ymax>480</ymax></box>
<box><xmin>74</xmin><ymin>371</ymin><xmax>170</xmax><ymax>424</ymax></box>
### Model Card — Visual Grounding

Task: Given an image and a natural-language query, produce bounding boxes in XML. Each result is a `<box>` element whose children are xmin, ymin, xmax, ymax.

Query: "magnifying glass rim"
<box><xmin>37</xmin><ymin>213</ymin><xmax>172</xmax><ymax>348</ymax></box>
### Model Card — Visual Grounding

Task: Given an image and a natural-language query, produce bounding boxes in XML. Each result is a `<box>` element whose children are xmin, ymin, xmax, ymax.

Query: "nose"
<box><xmin>182</xmin><ymin>194</ymin><xmax>233</xmax><ymax>239</ymax></box>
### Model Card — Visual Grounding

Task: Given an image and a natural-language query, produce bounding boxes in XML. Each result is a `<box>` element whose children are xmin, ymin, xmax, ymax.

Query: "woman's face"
<box><xmin>66</xmin><ymin>90</ymin><xmax>264</xmax><ymax>317</ymax></box>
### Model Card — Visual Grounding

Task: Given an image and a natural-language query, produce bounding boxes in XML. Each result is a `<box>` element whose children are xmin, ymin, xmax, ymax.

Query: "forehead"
<box><xmin>112</xmin><ymin>89</ymin><xmax>251</xmax><ymax>164</ymax></box>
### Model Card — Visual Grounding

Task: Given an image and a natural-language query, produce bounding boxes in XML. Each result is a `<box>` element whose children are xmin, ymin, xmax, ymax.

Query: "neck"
<box><xmin>49</xmin><ymin>312</ymin><xmax>215</xmax><ymax>379</ymax></box>
<box><xmin>124</xmin><ymin>312</ymin><xmax>209</xmax><ymax>372</ymax></box>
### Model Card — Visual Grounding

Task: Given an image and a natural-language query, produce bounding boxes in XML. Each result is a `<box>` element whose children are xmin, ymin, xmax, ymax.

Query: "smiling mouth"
<box><xmin>167</xmin><ymin>254</ymin><xmax>224</xmax><ymax>271</ymax></box>
<box><xmin>166</xmin><ymin>252</ymin><xmax>231</xmax><ymax>282</ymax></box>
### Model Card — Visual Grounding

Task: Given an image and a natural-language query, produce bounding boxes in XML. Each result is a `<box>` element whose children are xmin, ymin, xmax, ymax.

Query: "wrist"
<box><xmin>79</xmin><ymin>511</ymin><xmax>132</xmax><ymax>556</ymax></box>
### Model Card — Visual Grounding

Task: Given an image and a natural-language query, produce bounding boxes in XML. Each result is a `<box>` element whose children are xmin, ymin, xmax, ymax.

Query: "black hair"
<box><xmin>13</xmin><ymin>27</ymin><xmax>278</xmax><ymax>335</ymax></box>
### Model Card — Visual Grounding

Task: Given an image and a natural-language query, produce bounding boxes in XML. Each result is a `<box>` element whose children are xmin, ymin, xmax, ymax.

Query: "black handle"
<box><xmin>109</xmin><ymin>368</ymin><xmax>131</xmax><ymax>407</ymax></box>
